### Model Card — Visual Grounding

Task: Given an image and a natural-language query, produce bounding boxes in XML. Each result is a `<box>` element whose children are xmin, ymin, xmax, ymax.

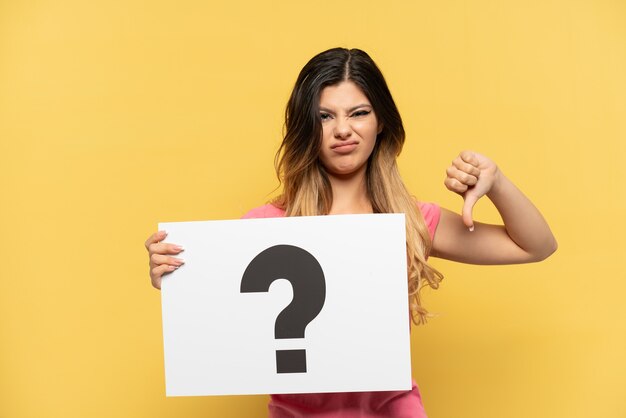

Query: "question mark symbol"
<box><xmin>240</xmin><ymin>244</ymin><xmax>326</xmax><ymax>374</ymax></box>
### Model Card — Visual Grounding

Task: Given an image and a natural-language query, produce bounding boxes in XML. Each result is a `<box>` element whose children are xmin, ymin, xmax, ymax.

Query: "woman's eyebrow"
<box><xmin>319</xmin><ymin>104</ymin><xmax>373</xmax><ymax>113</ymax></box>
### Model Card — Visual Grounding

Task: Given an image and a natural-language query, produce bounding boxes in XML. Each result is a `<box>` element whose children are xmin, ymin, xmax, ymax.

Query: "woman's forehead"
<box><xmin>319</xmin><ymin>81</ymin><xmax>371</xmax><ymax>110</ymax></box>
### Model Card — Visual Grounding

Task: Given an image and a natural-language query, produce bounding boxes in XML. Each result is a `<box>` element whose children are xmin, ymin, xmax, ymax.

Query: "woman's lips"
<box><xmin>331</xmin><ymin>141</ymin><xmax>358</xmax><ymax>154</ymax></box>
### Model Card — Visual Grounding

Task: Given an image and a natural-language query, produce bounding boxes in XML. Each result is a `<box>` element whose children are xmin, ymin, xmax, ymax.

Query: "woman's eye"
<box><xmin>320</xmin><ymin>113</ymin><xmax>331</xmax><ymax>121</ymax></box>
<box><xmin>352</xmin><ymin>110</ymin><xmax>371</xmax><ymax>117</ymax></box>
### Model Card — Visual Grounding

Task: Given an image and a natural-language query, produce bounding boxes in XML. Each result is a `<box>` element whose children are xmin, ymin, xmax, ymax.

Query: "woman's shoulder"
<box><xmin>241</xmin><ymin>203</ymin><xmax>286</xmax><ymax>219</ymax></box>
<box><xmin>416</xmin><ymin>201</ymin><xmax>441</xmax><ymax>240</ymax></box>
<box><xmin>416</xmin><ymin>201</ymin><xmax>440</xmax><ymax>221</ymax></box>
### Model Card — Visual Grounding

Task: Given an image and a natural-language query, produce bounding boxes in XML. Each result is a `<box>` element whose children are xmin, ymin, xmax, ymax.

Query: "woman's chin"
<box><xmin>326</xmin><ymin>164</ymin><xmax>366</xmax><ymax>179</ymax></box>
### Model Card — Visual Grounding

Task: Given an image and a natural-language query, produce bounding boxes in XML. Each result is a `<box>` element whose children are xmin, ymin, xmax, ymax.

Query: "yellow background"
<box><xmin>1</xmin><ymin>1</ymin><xmax>625</xmax><ymax>417</ymax></box>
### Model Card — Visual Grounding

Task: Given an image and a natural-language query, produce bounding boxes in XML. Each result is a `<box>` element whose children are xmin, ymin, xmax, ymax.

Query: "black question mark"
<box><xmin>240</xmin><ymin>245</ymin><xmax>326</xmax><ymax>374</ymax></box>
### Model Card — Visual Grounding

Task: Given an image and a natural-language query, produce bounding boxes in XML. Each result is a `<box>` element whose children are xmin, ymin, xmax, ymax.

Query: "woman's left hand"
<box><xmin>444</xmin><ymin>150</ymin><xmax>501</xmax><ymax>230</ymax></box>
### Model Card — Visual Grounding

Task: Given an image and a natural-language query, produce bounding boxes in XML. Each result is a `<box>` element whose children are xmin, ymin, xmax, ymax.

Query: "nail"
<box><xmin>167</xmin><ymin>265</ymin><xmax>177</xmax><ymax>270</ymax></box>
<box><xmin>173</xmin><ymin>245</ymin><xmax>184</xmax><ymax>251</ymax></box>
<box><xmin>468</xmin><ymin>225</ymin><xmax>474</xmax><ymax>232</ymax></box>
<box><xmin>174</xmin><ymin>258</ymin><xmax>185</xmax><ymax>265</ymax></box>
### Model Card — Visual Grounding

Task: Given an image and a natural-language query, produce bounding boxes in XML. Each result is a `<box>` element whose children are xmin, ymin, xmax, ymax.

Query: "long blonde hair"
<box><xmin>273</xmin><ymin>48</ymin><xmax>443</xmax><ymax>324</ymax></box>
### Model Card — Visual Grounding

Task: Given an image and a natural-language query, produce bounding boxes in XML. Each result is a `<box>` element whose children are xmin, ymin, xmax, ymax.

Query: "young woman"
<box><xmin>144</xmin><ymin>48</ymin><xmax>557</xmax><ymax>418</ymax></box>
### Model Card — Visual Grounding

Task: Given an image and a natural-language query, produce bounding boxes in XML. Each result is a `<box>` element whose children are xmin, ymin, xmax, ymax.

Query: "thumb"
<box><xmin>462</xmin><ymin>192</ymin><xmax>479</xmax><ymax>231</ymax></box>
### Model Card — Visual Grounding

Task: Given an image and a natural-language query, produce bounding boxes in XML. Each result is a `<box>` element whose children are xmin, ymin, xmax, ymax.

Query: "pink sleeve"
<box><xmin>416</xmin><ymin>201</ymin><xmax>441</xmax><ymax>241</ymax></box>
<box><xmin>241</xmin><ymin>204</ymin><xmax>286</xmax><ymax>219</ymax></box>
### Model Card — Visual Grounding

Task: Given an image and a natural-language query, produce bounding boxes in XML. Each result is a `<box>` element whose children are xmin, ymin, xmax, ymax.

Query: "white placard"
<box><xmin>159</xmin><ymin>214</ymin><xmax>411</xmax><ymax>396</ymax></box>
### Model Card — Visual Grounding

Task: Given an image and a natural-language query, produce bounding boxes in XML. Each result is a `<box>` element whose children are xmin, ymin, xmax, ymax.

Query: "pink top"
<box><xmin>242</xmin><ymin>202</ymin><xmax>441</xmax><ymax>418</ymax></box>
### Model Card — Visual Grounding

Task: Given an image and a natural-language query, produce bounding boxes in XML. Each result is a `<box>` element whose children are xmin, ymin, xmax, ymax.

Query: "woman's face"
<box><xmin>318</xmin><ymin>81</ymin><xmax>382</xmax><ymax>179</ymax></box>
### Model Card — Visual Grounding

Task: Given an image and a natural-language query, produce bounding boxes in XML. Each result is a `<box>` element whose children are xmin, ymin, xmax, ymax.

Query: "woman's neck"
<box><xmin>328</xmin><ymin>168</ymin><xmax>373</xmax><ymax>215</ymax></box>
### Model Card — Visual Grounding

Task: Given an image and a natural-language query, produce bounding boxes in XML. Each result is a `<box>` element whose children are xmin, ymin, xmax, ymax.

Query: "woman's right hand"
<box><xmin>144</xmin><ymin>230</ymin><xmax>185</xmax><ymax>289</ymax></box>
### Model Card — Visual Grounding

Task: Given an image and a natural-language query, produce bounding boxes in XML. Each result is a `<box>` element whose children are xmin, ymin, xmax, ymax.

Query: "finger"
<box><xmin>150</xmin><ymin>264</ymin><xmax>178</xmax><ymax>289</ymax></box>
<box><xmin>446</xmin><ymin>166</ymin><xmax>478</xmax><ymax>186</ymax></box>
<box><xmin>148</xmin><ymin>241</ymin><xmax>185</xmax><ymax>256</ymax></box>
<box><xmin>145</xmin><ymin>230</ymin><xmax>168</xmax><ymax>250</ymax></box>
<box><xmin>462</xmin><ymin>192</ymin><xmax>479</xmax><ymax>231</ymax></box>
<box><xmin>444</xmin><ymin>177</ymin><xmax>468</xmax><ymax>194</ymax></box>
<box><xmin>452</xmin><ymin>157</ymin><xmax>481</xmax><ymax>177</ymax></box>
<box><xmin>459</xmin><ymin>150</ymin><xmax>480</xmax><ymax>166</ymax></box>
<box><xmin>150</xmin><ymin>253</ymin><xmax>185</xmax><ymax>268</ymax></box>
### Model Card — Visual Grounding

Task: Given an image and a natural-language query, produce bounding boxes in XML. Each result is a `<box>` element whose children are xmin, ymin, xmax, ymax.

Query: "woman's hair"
<box><xmin>273</xmin><ymin>47</ymin><xmax>443</xmax><ymax>324</ymax></box>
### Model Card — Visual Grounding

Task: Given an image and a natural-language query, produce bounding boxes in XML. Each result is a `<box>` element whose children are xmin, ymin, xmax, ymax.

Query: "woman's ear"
<box><xmin>377</xmin><ymin>123</ymin><xmax>384</xmax><ymax>135</ymax></box>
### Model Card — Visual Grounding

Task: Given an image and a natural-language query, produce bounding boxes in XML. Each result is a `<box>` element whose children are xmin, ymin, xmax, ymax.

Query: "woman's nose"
<box><xmin>333</xmin><ymin>118</ymin><xmax>352</xmax><ymax>138</ymax></box>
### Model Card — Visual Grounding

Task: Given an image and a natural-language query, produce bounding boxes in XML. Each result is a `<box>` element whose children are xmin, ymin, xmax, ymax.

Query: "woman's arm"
<box><xmin>430</xmin><ymin>151</ymin><xmax>557</xmax><ymax>265</ymax></box>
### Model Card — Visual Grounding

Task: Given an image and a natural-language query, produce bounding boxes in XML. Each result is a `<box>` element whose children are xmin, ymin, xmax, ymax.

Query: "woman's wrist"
<box><xmin>486</xmin><ymin>167</ymin><xmax>505</xmax><ymax>201</ymax></box>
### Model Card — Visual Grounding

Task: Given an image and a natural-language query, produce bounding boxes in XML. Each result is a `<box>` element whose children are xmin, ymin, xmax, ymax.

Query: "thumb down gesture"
<box><xmin>444</xmin><ymin>150</ymin><xmax>500</xmax><ymax>231</ymax></box>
